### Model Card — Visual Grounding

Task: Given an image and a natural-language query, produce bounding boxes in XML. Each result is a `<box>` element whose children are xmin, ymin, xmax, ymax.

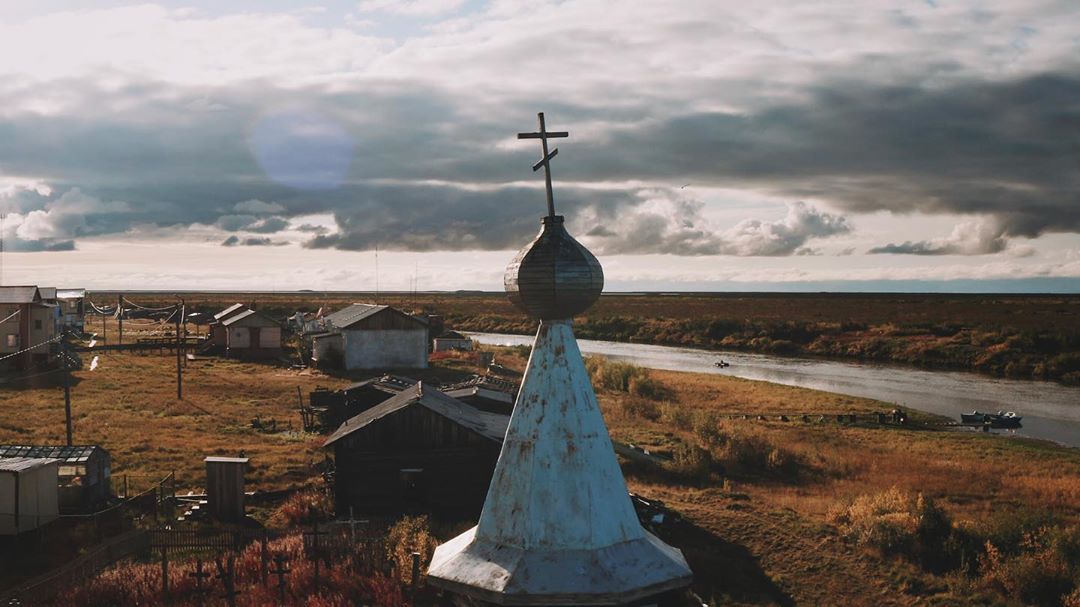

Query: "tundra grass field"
<box><xmin>1</xmin><ymin>320</ymin><xmax>1078</xmax><ymax>605</ymax></box>
<box><xmin>98</xmin><ymin>291</ymin><xmax>1080</xmax><ymax>384</ymax></box>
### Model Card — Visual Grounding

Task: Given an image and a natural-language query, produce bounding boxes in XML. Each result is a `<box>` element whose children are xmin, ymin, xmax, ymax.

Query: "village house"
<box><xmin>323</xmin><ymin>383</ymin><xmax>507</xmax><ymax>518</ymax></box>
<box><xmin>309</xmin><ymin>375</ymin><xmax>417</xmax><ymax>429</ymax></box>
<box><xmin>0</xmin><ymin>457</ymin><xmax>60</xmax><ymax>535</ymax></box>
<box><xmin>208</xmin><ymin>303</ymin><xmax>247</xmax><ymax>347</ymax></box>
<box><xmin>432</xmin><ymin>330</ymin><xmax>474</xmax><ymax>352</ymax></box>
<box><xmin>219</xmin><ymin>308</ymin><xmax>283</xmax><ymax>360</ymax></box>
<box><xmin>309</xmin><ymin>304</ymin><xmax>428</xmax><ymax>370</ymax></box>
<box><xmin>0</xmin><ymin>445</ymin><xmax>111</xmax><ymax>513</ymax></box>
<box><xmin>0</xmin><ymin>286</ymin><xmax>59</xmax><ymax>371</ymax></box>
<box><xmin>56</xmin><ymin>289</ymin><xmax>87</xmax><ymax>332</ymax></box>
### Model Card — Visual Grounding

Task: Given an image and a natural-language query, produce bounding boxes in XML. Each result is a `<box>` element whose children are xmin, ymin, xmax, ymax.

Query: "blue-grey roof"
<box><xmin>0</xmin><ymin>286</ymin><xmax>41</xmax><ymax>304</ymax></box>
<box><xmin>323</xmin><ymin>304</ymin><xmax>427</xmax><ymax>330</ymax></box>
<box><xmin>0</xmin><ymin>445</ymin><xmax>107</xmax><ymax>463</ymax></box>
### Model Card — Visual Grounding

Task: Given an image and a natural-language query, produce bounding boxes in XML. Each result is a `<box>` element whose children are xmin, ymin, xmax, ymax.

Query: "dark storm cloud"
<box><xmin>1</xmin><ymin>70</ymin><xmax>1077</xmax><ymax>255</ymax></box>
<box><xmin>570</xmin><ymin>74</ymin><xmax>1080</xmax><ymax>243</ymax></box>
<box><xmin>5</xmin><ymin>238</ymin><xmax>76</xmax><ymax>252</ymax></box>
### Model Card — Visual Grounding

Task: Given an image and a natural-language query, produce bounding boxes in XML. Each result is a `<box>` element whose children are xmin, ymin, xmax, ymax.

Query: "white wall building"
<box><xmin>0</xmin><ymin>457</ymin><xmax>60</xmax><ymax>535</ymax></box>
<box><xmin>311</xmin><ymin>304</ymin><xmax>428</xmax><ymax>371</ymax></box>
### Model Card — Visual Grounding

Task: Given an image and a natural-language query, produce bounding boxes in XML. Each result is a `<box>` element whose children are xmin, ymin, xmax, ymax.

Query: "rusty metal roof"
<box><xmin>0</xmin><ymin>445</ymin><xmax>107</xmax><ymax>464</ymax></box>
<box><xmin>323</xmin><ymin>382</ymin><xmax>508</xmax><ymax>448</ymax></box>
<box><xmin>0</xmin><ymin>286</ymin><xmax>41</xmax><ymax>304</ymax></box>
<box><xmin>427</xmin><ymin>320</ymin><xmax>691</xmax><ymax>603</ymax></box>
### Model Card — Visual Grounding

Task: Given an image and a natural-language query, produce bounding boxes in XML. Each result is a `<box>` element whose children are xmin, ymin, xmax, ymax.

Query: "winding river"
<box><xmin>467</xmin><ymin>331</ymin><xmax>1080</xmax><ymax>448</ymax></box>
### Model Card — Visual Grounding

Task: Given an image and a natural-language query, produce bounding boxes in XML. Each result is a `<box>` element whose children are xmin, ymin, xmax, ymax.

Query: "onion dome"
<box><xmin>504</xmin><ymin>215</ymin><xmax>604</xmax><ymax>320</ymax></box>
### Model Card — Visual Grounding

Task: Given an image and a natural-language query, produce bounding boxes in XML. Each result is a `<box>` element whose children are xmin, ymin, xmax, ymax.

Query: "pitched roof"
<box><xmin>213</xmin><ymin>303</ymin><xmax>246</xmax><ymax>321</ymax></box>
<box><xmin>0</xmin><ymin>286</ymin><xmax>41</xmax><ymax>304</ymax></box>
<box><xmin>0</xmin><ymin>457</ymin><xmax>59</xmax><ymax>473</ymax></box>
<box><xmin>342</xmin><ymin>374</ymin><xmax>417</xmax><ymax>395</ymax></box>
<box><xmin>38</xmin><ymin>287</ymin><xmax>57</xmax><ymax>300</ymax></box>
<box><xmin>220</xmin><ymin>308</ymin><xmax>278</xmax><ymax>327</ymax></box>
<box><xmin>0</xmin><ymin>445</ymin><xmax>106</xmax><ymax>463</ymax></box>
<box><xmin>324</xmin><ymin>304</ymin><xmax>427</xmax><ymax>330</ymax></box>
<box><xmin>436</xmin><ymin>330</ymin><xmax>468</xmax><ymax>340</ymax></box>
<box><xmin>324</xmin><ymin>383</ymin><xmax>509</xmax><ymax>447</ymax></box>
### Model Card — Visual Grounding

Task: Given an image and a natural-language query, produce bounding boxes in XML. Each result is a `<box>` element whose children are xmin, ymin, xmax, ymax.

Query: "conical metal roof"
<box><xmin>427</xmin><ymin>321</ymin><xmax>693</xmax><ymax>604</ymax></box>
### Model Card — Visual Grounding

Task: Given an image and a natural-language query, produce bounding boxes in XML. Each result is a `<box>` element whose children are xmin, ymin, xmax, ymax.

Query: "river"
<box><xmin>467</xmin><ymin>331</ymin><xmax>1080</xmax><ymax>448</ymax></box>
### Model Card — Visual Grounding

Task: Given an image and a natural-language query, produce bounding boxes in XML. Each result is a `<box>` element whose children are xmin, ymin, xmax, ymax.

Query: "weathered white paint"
<box><xmin>228</xmin><ymin>327</ymin><xmax>250</xmax><ymax>348</ymax></box>
<box><xmin>340</xmin><ymin>329</ymin><xmax>427</xmax><ymax>370</ymax></box>
<box><xmin>427</xmin><ymin>320</ymin><xmax>692</xmax><ymax>604</ymax></box>
<box><xmin>0</xmin><ymin>458</ymin><xmax>60</xmax><ymax>535</ymax></box>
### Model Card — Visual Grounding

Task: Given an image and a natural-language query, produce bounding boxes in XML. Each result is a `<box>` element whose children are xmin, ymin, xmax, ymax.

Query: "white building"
<box><xmin>311</xmin><ymin>304</ymin><xmax>428</xmax><ymax>371</ymax></box>
<box><xmin>0</xmin><ymin>457</ymin><xmax>60</xmax><ymax>535</ymax></box>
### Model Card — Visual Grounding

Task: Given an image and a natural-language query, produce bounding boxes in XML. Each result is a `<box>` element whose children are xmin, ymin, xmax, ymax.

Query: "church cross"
<box><xmin>517</xmin><ymin>112</ymin><xmax>569</xmax><ymax>218</ymax></box>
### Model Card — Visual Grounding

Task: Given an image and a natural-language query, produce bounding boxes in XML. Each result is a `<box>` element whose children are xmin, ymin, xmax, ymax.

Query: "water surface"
<box><xmin>469</xmin><ymin>332</ymin><xmax>1080</xmax><ymax>448</ymax></box>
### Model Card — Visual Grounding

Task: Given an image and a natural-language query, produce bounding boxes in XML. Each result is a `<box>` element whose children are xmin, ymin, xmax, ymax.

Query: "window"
<box><xmin>35</xmin><ymin>319</ymin><xmax>42</xmax><ymax>330</ymax></box>
<box><xmin>5</xmin><ymin>334</ymin><xmax>17</xmax><ymax>348</ymax></box>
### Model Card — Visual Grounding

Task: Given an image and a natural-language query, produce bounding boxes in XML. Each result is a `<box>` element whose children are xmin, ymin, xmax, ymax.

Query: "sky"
<box><xmin>0</xmin><ymin>0</ymin><xmax>1078</xmax><ymax>292</ymax></box>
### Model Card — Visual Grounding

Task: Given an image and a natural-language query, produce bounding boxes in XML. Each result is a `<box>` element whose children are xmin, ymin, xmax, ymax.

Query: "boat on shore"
<box><xmin>960</xmin><ymin>410</ymin><xmax>1023</xmax><ymax>427</ymax></box>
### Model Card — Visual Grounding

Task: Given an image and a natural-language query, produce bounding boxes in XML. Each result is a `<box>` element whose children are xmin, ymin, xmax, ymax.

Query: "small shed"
<box><xmin>313</xmin><ymin>304</ymin><xmax>428</xmax><ymax>370</ymax></box>
<box><xmin>205</xmin><ymin>457</ymin><xmax>248</xmax><ymax>523</ymax></box>
<box><xmin>0</xmin><ymin>457</ymin><xmax>59</xmax><ymax>535</ymax></box>
<box><xmin>433</xmin><ymin>330</ymin><xmax>474</xmax><ymax>352</ymax></box>
<box><xmin>0</xmin><ymin>445</ymin><xmax>111</xmax><ymax>512</ymax></box>
<box><xmin>220</xmin><ymin>309</ymin><xmax>282</xmax><ymax>360</ymax></box>
<box><xmin>323</xmin><ymin>383</ymin><xmax>508</xmax><ymax>518</ymax></box>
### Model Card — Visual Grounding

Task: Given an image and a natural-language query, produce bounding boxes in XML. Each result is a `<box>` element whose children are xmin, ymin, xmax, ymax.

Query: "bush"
<box><xmin>385</xmin><ymin>515</ymin><xmax>438</xmax><ymax>584</ymax></box>
<box><xmin>586</xmin><ymin>357</ymin><xmax>666</xmax><ymax>400</ymax></box>
<box><xmin>621</xmin><ymin>397</ymin><xmax>661</xmax><ymax>421</ymax></box>
<box><xmin>827</xmin><ymin>487</ymin><xmax>919</xmax><ymax>555</ymax></box>
<box><xmin>980</xmin><ymin>527</ymin><xmax>1080</xmax><ymax>607</ymax></box>
<box><xmin>268</xmin><ymin>488</ymin><xmax>334</xmax><ymax>527</ymax></box>
<box><xmin>666</xmin><ymin>442</ymin><xmax>718</xmax><ymax>483</ymax></box>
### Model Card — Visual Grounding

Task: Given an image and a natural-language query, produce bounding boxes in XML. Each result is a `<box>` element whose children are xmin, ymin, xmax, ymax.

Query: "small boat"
<box><xmin>960</xmin><ymin>410</ymin><xmax>1023</xmax><ymax>427</ymax></box>
<box><xmin>713</xmin><ymin>360</ymin><xmax>730</xmax><ymax>368</ymax></box>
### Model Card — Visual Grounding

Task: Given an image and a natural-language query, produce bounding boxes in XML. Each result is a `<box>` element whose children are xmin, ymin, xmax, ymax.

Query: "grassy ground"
<box><xmin>2</xmin><ymin>332</ymin><xmax>1078</xmax><ymax>605</ymax></box>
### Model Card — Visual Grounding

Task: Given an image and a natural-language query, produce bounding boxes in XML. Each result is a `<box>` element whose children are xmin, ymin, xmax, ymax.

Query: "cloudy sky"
<box><xmin>1</xmin><ymin>0</ymin><xmax>1078</xmax><ymax>292</ymax></box>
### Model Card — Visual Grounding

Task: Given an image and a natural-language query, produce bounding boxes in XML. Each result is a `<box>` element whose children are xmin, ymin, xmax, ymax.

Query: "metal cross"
<box><xmin>517</xmin><ymin>112</ymin><xmax>569</xmax><ymax>218</ymax></box>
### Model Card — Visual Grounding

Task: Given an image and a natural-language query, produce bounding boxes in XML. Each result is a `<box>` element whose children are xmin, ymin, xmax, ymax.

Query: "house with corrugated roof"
<box><xmin>309</xmin><ymin>303</ymin><xmax>428</xmax><ymax>370</ymax></box>
<box><xmin>219</xmin><ymin>308</ymin><xmax>282</xmax><ymax>360</ymax></box>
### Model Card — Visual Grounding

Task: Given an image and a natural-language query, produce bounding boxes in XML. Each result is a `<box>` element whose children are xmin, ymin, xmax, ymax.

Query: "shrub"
<box><xmin>586</xmin><ymin>357</ymin><xmax>666</xmax><ymax>400</ymax></box>
<box><xmin>666</xmin><ymin>442</ymin><xmax>718</xmax><ymax>483</ymax></box>
<box><xmin>385</xmin><ymin>515</ymin><xmax>438</xmax><ymax>584</ymax></box>
<box><xmin>692</xmin><ymin>411</ymin><xmax>726</xmax><ymax>447</ymax></box>
<box><xmin>268</xmin><ymin>488</ymin><xmax>334</xmax><ymax>527</ymax></box>
<box><xmin>621</xmin><ymin>397</ymin><xmax>661</xmax><ymax>421</ymax></box>
<box><xmin>660</xmin><ymin>403</ymin><xmax>694</xmax><ymax>428</ymax></box>
<box><xmin>979</xmin><ymin>527</ymin><xmax>1079</xmax><ymax>607</ymax></box>
<box><xmin>827</xmin><ymin>487</ymin><xmax>919</xmax><ymax>555</ymax></box>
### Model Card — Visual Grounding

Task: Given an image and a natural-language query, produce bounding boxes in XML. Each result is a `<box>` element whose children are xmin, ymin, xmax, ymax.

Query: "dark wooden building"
<box><xmin>309</xmin><ymin>375</ymin><xmax>417</xmax><ymax>430</ymax></box>
<box><xmin>323</xmin><ymin>383</ymin><xmax>508</xmax><ymax>518</ymax></box>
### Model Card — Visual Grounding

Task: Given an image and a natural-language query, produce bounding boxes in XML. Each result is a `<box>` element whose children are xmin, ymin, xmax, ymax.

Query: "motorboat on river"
<box><xmin>961</xmin><ymin>410</ymin><xmax>1023</xmax><ymax>427</ymax></box>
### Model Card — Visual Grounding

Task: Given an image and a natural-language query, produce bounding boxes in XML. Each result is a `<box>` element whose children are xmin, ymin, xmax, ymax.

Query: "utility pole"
<box><xmin>117</xmin><ymin>294</ymin><xmax>123</xmax><ymax>345</ymax></box>
<box><xmin>63</xmin><ymin>332</ymin><xmax>73</xmax><ymax>446</ymax></box>
<box><xmin>175</xmin><ymin>299</ymin><xmax>183</xmax><ymax>400</ymax></box>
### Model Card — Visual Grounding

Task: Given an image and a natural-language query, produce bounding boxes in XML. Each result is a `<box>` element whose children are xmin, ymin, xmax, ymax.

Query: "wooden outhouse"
<box><xmin>0</xmin><ymin>457</ymin><xmax>59</xmax><ymax>535</ymax></box>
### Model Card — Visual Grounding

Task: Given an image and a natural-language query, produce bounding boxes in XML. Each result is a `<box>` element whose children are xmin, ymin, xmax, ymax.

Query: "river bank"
<box><xmin>470</xmin><ymin>331</ymin><xmax>1080</xmax><ymax>448</ymax></box>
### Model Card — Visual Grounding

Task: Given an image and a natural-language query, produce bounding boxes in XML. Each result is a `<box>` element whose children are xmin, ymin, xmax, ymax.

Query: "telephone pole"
<box><xmin>117</xmin><ymin>294</ymin><xmax>123</xmax><ymax>345</ymax></box>
<box><xmin>62</xmin><ymin>332</ymin><xmax>73</xmax><ymax>446</ymax></box>
<box><xmin>175</xmin><ymin>299</ymin><xmax>183</xmax><ymax>400</ymax></box>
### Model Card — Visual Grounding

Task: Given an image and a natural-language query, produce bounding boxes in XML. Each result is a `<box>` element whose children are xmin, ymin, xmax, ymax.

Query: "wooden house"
<box><xmin>433</xmin><ymin>330</ymin><xmax>474</xmax><ymax>352</ymax></box>
<box><xmin>309</xmin><ymin>375</ymin><xmax>416</xmax><ymax>430</ymax></box>
<box><xmin>208</xmin><ymin>303</ymin><xmax>247</xmax><ymax>346</ymax></box>
<box><xmin>220</xmin><ymin>309</ymin><xmax>282</xmax><ymax>360</ymax></box>
<box><xmin>0</xmin><ymin>286</ymin><xmax>59</xmax><ymax>371</ymax></box>
<box><xmin>311</xmin><ymin>304</ymin><xmax>428</xmax><ymax>370</ymax></box>
<box><xmin>0</xmin><ymin>457</ymin><xmax>60</xmax><ymax>535</ymax></box>
<box><xmin>56</xmin><ymin>288</ymin><xmax>87</xmax><ymax>332</ymax></box>
<box><xmin>323</xmin><ymin>383</ymin><xmax>508</xmax><ymax>518</ymax></box>
<box><xmin>0</xmin><ymin>445</ymin><xmax>111</xmax><ymax>512</ymax></box>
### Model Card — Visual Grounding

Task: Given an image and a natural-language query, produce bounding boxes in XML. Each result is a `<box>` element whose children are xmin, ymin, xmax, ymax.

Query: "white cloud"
<box><xmin>356</xmin><ymin>0</ymin><xmax>467</xmax><ymax>17</ymax></box>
